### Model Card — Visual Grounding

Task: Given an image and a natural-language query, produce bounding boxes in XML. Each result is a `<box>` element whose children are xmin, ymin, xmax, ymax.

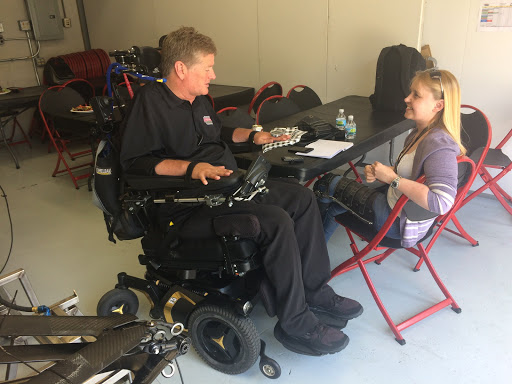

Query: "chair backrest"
<box><xmin>217</xmin><ymin>107</ymin><xmax>255</xmax><ymax>129</ymax></box>
<box><xmin>460</xmin><ymin>105</ymin><xmax>492</xmax><ymax>158</ymax></box>
<box><xmin>256</xmin><ymin>95</ymin><xmax>301</xmax><ymax>125</ymax></box>
<box><xmin>206</xmin><ymin>94</ymin><xmax>215</xmax><ymax>110</ymax></box>
<box><xmin>459</xmin><ymin>105</ymin><xmax>492</xmax><ymax>189</ymax></box>
<box><xmin>39</xmin><ymin>86</ymin><xmax>87</xmax><ymax>116</ymax></box>
<box><xmin>60</xmin><ymin>78</ymin><xmax>95</xmax><ymax>103</ymax></box>
<box><xmin>286</xmin><ymin>85</ymin><xmax>322</xmax><ymax>111</ymax></box>
<box><xmin>248</xmin><ymin>81</ymin><xmax>282</xmax><ymax>114</ymax></box>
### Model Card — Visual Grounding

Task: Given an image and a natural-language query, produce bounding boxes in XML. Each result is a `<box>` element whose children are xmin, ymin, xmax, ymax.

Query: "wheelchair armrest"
<box><xmin>124</xmin><ymin>170</ymin><xmax>246</xmax><ymax>192</ymax></box>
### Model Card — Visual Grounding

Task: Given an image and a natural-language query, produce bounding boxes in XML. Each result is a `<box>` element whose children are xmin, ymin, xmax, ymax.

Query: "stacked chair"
<box><xmin>255</xmin><ymin>95</ymin><xmax>300</xmax><ymax>125</ymax></box>
<box><xmin>286</xmin><ymin>85</ymin><xmax>322</xmax><ymax>111</ymax></box>
<box><xmin>248</xmin><ymin>81</ymin><xmax>282</xmax><ymax>116</ymax></box>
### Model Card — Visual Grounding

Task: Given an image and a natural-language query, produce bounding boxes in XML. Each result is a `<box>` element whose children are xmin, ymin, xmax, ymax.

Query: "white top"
<box><xmin>387</xmin><ymin>150</ymin><xmax>416</xmax><ymax>208</ymax></box>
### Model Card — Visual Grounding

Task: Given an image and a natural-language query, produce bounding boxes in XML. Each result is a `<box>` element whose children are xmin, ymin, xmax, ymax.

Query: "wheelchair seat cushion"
<box><xmin>180</xmin><ymin>213</ymin><xmax>261</xmax><ymax>240</ymax></box>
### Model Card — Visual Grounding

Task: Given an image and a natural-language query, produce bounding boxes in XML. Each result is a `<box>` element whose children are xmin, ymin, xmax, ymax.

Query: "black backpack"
<box><xmin>369</xmin><ymin>44</ymin><xmax>426</xmax><ymax>111</ymax></box>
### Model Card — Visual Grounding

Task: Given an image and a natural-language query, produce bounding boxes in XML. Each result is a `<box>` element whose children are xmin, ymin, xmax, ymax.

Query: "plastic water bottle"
<box><xmin>335</xmin><ymin>109</ymin><xmax>346</xmax><ymax>132</ymax></box>
<box><xmin>345</xmin><ymin>115</ymin><xmax>356</xmax><ymax>140</ymax></box>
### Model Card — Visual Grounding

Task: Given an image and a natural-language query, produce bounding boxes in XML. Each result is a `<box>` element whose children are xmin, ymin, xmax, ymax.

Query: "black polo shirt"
<box><xmin>120</xmin><ymin>81</ymin><xmax>238</xmax><ymax>175</ymax></box>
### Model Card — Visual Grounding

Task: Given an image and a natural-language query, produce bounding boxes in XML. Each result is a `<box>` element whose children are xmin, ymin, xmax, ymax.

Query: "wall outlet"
<box><xmin>0</xmin><ymin>34</ymin><xmax>4</xmax><ymax>45</ymax></box>
<box><xmin>18</xmin><ymin>20</ymin><xmax>31</xmax><ymax>31</ymax></box>
<box><xmin>36</xmin><ymin>57</ymin><xmax>45</xmax><ymax>67</ymax></box>
<box><xmin>62</xmin><ymin>18</ymin><xmax>71</xmax><ymax>28</ymax></box>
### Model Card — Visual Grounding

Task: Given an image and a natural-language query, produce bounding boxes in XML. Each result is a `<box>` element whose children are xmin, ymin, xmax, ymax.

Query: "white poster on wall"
<box><xmin>478</xmin><ymin>1</ymin><xmax>512</xmax><ymax>31</ymax></box>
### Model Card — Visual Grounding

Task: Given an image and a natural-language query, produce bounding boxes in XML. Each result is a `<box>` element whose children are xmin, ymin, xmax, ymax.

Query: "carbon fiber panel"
<box><xmin>0</xmin><ymin>314</ymin><xmax>138</xmax><ymax>337</ymax></box>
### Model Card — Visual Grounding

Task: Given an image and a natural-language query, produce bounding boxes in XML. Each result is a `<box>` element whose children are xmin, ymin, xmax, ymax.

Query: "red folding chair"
<box><xmin>255</xmin><ymin>95</ymin><xmax>300</xmax><ymax>125</ymax></box>
<box><xmin>330</xmin><ymin>155</ymin><xmax>476</xmax><ymax>344</ymax></box>
<box><xmin>412</xmin><ymin>106</ymin><xmax>493</xmax><ymax>268</ymax></box>
<box><xmin>38</xmin><ymin>80</ymin><xmax>95</xmax><ymax>189</ymax></box>
<box><xmin>462</xmin><ymin>125</ymin><xmax>511</xmax><ymax>215</ymax></box>
<box><xmin>248</xmin><ymin>81</ymin><xmax>282</xmax><ymax>116</ymax></box>
<box><xmin>286</xmin><ymin>85</ymin><xmax>322</xmax><ymax>111</ymax></box>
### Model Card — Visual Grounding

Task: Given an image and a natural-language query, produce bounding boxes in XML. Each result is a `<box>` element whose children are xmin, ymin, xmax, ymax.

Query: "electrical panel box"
<box><xmin>25</xmin><ymin>0</ymin><xmax>64</xmax><ymax>40</ymax></box>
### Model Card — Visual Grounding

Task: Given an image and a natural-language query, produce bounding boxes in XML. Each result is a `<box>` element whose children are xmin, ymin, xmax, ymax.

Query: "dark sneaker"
<box><xmin>274</xmin><ymin>322</ymin><xmax>349</xmax><ymax>356</ymax></box>
<box><xmin>310</xmin><ymin>295</ymin><xmax>363</xmax><ymax>322</ymax></box>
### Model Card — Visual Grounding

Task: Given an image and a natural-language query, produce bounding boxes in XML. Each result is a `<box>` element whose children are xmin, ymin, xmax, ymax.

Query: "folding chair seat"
<box><xmin>255</xmin><ymin>95</ymin><xmax>300</xmax><ymax>125</ymax></box>
<box><xmin>286</xmin><ymin>85</ymin><xmax>322</xmax><ymax>111</ymax></box>
<box><xmin>330</xmin><ymin>155</ymin><xmax>476</xmax><ymax>345</ymax></box>
<box><xmin>248</xmin><ymin>81</ymin><xmax>283</xmax><ymax>115</ymax></box>
<box><xmin>38</xmin><ymin>81</ymin><xmax>95</xmax><ymax>189</ymax></box>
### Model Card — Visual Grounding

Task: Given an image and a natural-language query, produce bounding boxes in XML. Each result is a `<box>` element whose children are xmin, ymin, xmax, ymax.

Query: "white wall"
<box><xmin>83</xmin><ymin>0</ymin><xmax>422</xmax><ymax>103</ymax></box>
<box><xmin>0</xmin><ymin>0</ymin><xmax>85</xmax><ymax>135</ymax></box>
<box><xmin>422</xmin><ymin>0</ymin><xmax>512</xmax><ymax>194</ymax></box>
<box><xmin>3</xmin><ymin>0</ymin><xmax>510</xmax><ymax>195</ymax></box>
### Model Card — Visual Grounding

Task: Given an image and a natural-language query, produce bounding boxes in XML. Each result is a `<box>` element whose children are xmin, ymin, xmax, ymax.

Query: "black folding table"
<box><xmin>0</xmin><ymin>86</ymin><xmax>47</xmax><ymax>168</ymax></box>
<box><xmin>234</xmin><ymin>95</ymin><xmax>414</xmax><ymax>182</ymax></box>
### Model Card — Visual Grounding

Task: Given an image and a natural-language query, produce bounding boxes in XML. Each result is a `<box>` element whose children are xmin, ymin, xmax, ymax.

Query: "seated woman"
<box><xmin>316</xmin><ymin>69</ymin><xmax>466</xmax><ymax>248</ymax></box>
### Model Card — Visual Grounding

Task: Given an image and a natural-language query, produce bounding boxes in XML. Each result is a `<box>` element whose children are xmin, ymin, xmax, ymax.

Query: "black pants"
<box><xmin>180</xmin><ymin>178</ymin><xmax>336</xmax><ymax>336</ymax></box>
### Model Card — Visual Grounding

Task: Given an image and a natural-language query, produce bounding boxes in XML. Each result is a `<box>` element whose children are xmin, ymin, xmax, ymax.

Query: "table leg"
<box><xmin>0</xmin><ymin>118</ymin><xmax>20</xmax><ymax>169</ymax></box>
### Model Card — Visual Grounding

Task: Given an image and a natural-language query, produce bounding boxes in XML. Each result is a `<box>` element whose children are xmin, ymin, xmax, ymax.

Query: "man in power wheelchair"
<box><xmin>95</xmin><ymin>26</ymin><xmax>364</xmax><ymax>377</ymax></box>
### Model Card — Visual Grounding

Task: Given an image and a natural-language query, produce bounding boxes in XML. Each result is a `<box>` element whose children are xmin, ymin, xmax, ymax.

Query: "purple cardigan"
<box><xmin>398</xmin><ymin>127</ymin><xmax>460</xmax><ymax>247</ymax></box>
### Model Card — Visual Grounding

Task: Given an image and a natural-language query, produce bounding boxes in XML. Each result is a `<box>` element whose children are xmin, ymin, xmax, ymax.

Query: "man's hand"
<box><xmin>253</xmin><ymin>131</ymin><xmax>291</xmax><ymax>145</ymax></box>
<box><xmin>192</xmin><ymin>162</ymin><xmax>233</xmax><ymax>185</ymax></box>
<box><xmin>370</xmin><ymin>161</ymin><xmax>397</xmax><ymax>184</ymax></box>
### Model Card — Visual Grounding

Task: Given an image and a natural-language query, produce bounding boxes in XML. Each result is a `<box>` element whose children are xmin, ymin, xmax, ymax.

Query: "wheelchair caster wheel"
<box><xmin>260</xmin><ymin>357</ymin><xmax>281</xmax><ymax>379</ymax></box>
<box><xmin>97</xmin><ymin>288</ymin><xmax>139</xmax><ymax>316</ymax></box>
<box><xmin>188</xmin><ymin>304</ymin><xmax>260</xmax><ymax>375</ymax></box>
<box><xmin>259</xmin><ymin>339</ymin><xmax>281</xmax><ymax>379</ymax></box>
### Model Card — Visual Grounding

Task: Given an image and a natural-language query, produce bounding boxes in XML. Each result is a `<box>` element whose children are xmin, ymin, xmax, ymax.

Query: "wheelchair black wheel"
<box><xmin>188</xmin><ymin>304</ymin><xmax>260</xmax><ymax>375</ymax></box>
<box><xmin>97</xmin><ymin>288</ymin><xmax>139</xmax><ymax>316</ymax></box>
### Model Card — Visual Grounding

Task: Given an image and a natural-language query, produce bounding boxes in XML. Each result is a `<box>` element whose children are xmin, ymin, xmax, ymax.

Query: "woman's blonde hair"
<box><xmin>412</xmin><ymin>69</ymin><xmax>466</xmax><ymax>155</ymax></box>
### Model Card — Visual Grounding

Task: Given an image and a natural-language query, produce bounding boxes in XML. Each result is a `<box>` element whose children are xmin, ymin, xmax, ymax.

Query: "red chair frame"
<box><xmin>330</xmin><ymin>156</ymin><xmax>476</xmax><ymax>344</ymax></box>
<box><xmin>412</xmin><ymin>106</ymin><xmax>493</xmax><ymax>271</ymax></box>
<box><xmin>248</xmin><ymin>81</ymin><xmax>283</xmax><ymax>115</ymax></box>
<box><xmin>460</xmin><ymin>126</ymin><xmax>512</xmax><ymax>215</ymax></box>
<box><xmin>286</xmin><ymin>84</ymin><xmax>322</xmax><ymax>111</ymax></box>
<box><xmin>38</xmin><ymin>80</ymin><xmax>95</xmax><ymax>189</ymax></box>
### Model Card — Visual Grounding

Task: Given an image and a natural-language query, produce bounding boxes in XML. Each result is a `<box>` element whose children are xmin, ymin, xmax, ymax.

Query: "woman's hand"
<box><xmin>253</xmin><ymin>131</ymin><xmax>290</xmax><ymax>145</ymax></box>
<box><xmin>371</xmin><ymin>161</ymin><xmax>398</xmax><ymax>184</ymax></box>
<box><xmin>192</xmin><ymin>163</ymin><xmax>233</xmax><ymax>185</ymax></box>
<box><xmin>364</xmin><ymin>164</ymin><xmax>377</xmax><ymax>183</ymax></box>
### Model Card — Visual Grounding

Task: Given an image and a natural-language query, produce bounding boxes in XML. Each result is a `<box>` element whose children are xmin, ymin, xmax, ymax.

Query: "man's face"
<box><xmin>183</xmin><ymin>53</ymin><xmax>216</xmax><ymax>97</ymax></box>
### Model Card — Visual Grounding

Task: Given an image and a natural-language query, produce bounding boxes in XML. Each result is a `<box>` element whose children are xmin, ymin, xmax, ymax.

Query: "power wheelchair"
<box><xmin>91</xmin><ymin>96</ymin><xmax>281</xmax><ymax>378</ymax></box>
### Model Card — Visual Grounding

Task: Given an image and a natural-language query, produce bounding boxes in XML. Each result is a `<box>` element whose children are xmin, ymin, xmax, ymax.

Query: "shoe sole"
<box><xmin>273</xmin><ymin>324</ymin><xmax>349</xmax><ymax>356</ymax></box>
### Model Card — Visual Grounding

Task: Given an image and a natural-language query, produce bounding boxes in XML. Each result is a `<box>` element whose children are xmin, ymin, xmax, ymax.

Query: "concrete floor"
<box><xmin>1</xmin><ymin>142</ymin><xmax>511</xmax><ymax>384</ymax></box>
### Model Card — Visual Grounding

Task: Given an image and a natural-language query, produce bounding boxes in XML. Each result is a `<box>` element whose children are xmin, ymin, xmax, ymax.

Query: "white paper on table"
<box><xmin>298</xmin><ymin>139</ymin><xmax>354</xmax><ymax>159</ymax></box>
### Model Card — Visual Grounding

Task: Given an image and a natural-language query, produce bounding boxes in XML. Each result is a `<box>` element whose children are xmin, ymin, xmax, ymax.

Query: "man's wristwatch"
<box><xmin>390</xmin><ymin>176</ymin><xmax>402</xmax><ymax>189</ymax></box>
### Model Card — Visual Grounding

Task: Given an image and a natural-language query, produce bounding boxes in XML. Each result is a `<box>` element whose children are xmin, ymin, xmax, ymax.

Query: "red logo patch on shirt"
<box><xmin>203</xmin><ymin>116</ymin><xmax>213</xmax><ymax>125</ymax></box>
